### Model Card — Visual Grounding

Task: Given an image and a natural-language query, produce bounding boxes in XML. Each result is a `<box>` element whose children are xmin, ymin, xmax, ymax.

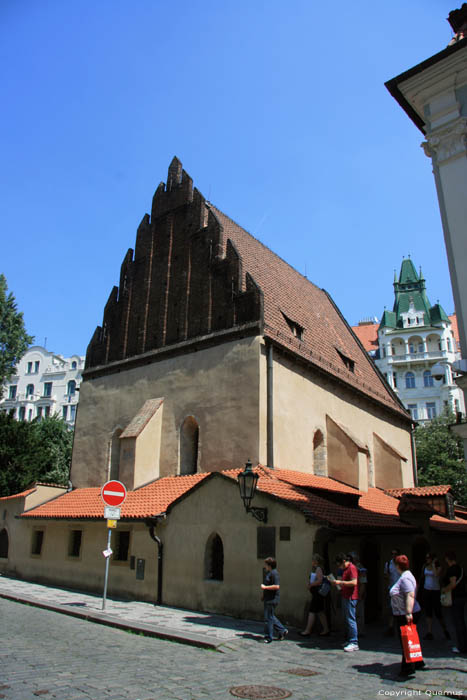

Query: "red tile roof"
<box><xmin>351</xmin><ymin>323</ymin><xmax>379</xmax><ymax>353</ymax></box>
<box><xmin>18</xmin><ymin>467</ymin><xmax>464</xmax><ymax>534</ymax></box>
<box><xmin>430</xmin><ymin>514</ymin><xmax>467</xmax><ymax>533</ymax></box>
<box><xmin>0</xmin><ymin>487</ymin><xmax>37</xmax><ymax>501</ymax></box>
<box><xmin>385</xmin><ymin>486</ymin><xmax>452</xmax><ymax>498</ymax></box>
<box><xmin>223</xmin><ymin>464</ymin><xmax>361</xmax><ymax>495</ymax></box>
<box><xmin>211</xmin><ymin>207</ymin><xmax>409</xmax><ymax>421</ymax></box>
<box><xmin>22</xmin><ymin>474</ymin><xmax>210</xmax><ymax>520</ymax></box>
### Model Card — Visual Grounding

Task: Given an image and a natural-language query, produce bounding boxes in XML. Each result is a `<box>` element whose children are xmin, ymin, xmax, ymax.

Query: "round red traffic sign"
<box><xmin>101</xmin><ymin>480</ymin><xmax>127</xmax><ymax>507</ymax></box>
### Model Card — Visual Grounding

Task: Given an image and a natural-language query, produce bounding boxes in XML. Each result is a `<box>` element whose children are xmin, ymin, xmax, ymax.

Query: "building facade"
<box><xmin>353</xmin><ymin>258</ymin><xmax>465</xmax><ymax>423</ymax></box>
<box><xmin>0</xmin><ymin>346</ymin><xmax>84</xmax><ymax>427</ymax></box>
<box><xmin>385</xmin><ymin>4</ymin><xmax>467</xmax><ymax>451</ymax></box>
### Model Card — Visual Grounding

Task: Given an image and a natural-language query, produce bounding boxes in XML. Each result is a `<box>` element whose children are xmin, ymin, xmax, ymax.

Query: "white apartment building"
<box><xmin>353</xmin><ymin>258</ymin><xmax>465</xmax><ymax>423</ymax></box>
<box><xmin>1</xmin><ymin>346</ymin><xmax>84</xmax><ymax>427</ymax></box>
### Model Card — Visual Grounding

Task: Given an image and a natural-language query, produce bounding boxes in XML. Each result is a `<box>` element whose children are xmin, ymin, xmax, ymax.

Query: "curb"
<box><xmin>0</xmin><ymin>591</ymin><xmax>226</xmax><ymax>652</ymax></box>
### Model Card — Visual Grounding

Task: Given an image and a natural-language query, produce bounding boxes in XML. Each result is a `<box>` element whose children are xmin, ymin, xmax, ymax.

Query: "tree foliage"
<box><xmin>0</xmin><ymin>413</ymin><xmax>72</xmax><ymax>496</ymax></box>
<box><xmin>414</xmin><ymin>411</ymin><xmax>467</xmax><ymax>506</ymax></box>
<box><xmin>0</xmin><ymin>274</ymin><xmax>34</xmax><ymax>398</ymax></box>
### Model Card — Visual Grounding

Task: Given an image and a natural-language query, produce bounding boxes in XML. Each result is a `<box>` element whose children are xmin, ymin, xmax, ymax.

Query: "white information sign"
<box><xmin>104</xmin><ymin>506</ymin><xmax>121</xmax><ymax>520</ymax></box>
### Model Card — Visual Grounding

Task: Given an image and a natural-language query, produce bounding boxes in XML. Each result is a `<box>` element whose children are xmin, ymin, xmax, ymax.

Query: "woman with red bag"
<box><xmin>390</xmin><ymin>555</ymin><xmax>425</xmax><ymax>678</ymax></box>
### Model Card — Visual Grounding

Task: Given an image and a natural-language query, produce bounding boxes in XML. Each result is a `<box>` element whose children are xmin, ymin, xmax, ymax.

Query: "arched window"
<box><xmin>67</xmin><ymin>380</ymin><xmax>76</xmax><ymax>397</ymax></box>
<box><xmin>423</xmin><ymin>370</ymin><xmax>434</xmax><ymax>387</ymax></box>
<box><xmin>0</xmin><ymin>529</ymin><xmax>8</xmax><ymax>558</ymax></box>
<box><xmin>313</xmin><ymin>429</ymin><xmax>326</xmax><ymax>475</ymax></box>
<box><xmin>180</xmin><ymin>416</ymin><xmax>199</xmax><ymax>475</ymax></box>
<box><xmin>110</xmin><ymin>429</ymin><xmax>122</xmax><ymax>481</ymax></box>
<box><xmin>204</xmin><ymin>532</ymin><xmax>224</xmax><ymax>581</ymax></box>
<box><xmin>405</xmin><ymin>372</ymin><xmax>416</xmax><ymax>389</ymax></box>
<box><xmin>71</xmin><ymin>361</ymin><xmax>77</xmax><ymax>370</ymax></box>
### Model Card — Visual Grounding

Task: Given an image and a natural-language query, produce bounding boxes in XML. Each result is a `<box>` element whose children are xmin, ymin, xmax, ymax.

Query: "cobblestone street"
<box><xmin>0</xmin><ymin>593</ymin><xmax>465</xmax><ymax>700</ymax></box>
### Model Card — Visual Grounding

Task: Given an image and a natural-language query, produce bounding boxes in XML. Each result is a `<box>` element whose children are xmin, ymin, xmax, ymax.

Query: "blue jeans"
<box><xmin>341</xmin><ymin>598</ymin><xmax>358</xmax><ymax>644</ymax></box>
<box><xmin>264</xmin><ymin>602</ymin><xmax>286</xmax><ymax>640</ymax></box>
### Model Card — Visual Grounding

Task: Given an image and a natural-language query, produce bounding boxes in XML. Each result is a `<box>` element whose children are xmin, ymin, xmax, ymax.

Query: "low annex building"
<box><xmin>2</xmin><ymin>159</ymin><xmax>465</xmax><ymax>623</ymax></box>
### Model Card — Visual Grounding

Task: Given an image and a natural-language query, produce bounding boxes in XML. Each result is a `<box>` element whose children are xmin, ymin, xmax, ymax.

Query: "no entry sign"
<box><xmin>101</xmin><ymin>480</ymin><xmax>127</xmax><ymax>507</ymax></box>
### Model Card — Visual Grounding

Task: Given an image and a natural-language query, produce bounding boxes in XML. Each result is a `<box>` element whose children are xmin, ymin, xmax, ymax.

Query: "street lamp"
<box><xmin>237</xmin><ymin>459</ymin><xmax>268</xmax><ymax>523</ymax></box>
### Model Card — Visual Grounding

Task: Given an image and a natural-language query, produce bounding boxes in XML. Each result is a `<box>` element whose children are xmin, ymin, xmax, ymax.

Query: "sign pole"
<box><xmin>100</xmin><ymin>479</ymin><xmax>127</xmax><ymax>612</ymax></box>
<box><xmin>102</xmin><ymin>527</ymin><xmax>112</xmax><ymax>610</ymax></box>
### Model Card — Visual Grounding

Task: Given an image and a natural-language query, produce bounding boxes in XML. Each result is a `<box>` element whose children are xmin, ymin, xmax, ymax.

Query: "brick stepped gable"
<box><xmin>86</xmin><ymin>157</ymin><xmax>407</xmax><ymax>420</ymax></box>
<box><xmin>86</xmin><ymin>157</ymin><xmax>262</xmax><ymax>368</ymax></box>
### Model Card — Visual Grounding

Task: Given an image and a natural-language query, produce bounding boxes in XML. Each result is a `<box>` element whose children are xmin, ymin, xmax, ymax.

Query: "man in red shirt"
<box><xmin>333</xmin><ymin>553</ymin><xmax>359</xmax><ymax>652</ymax></box>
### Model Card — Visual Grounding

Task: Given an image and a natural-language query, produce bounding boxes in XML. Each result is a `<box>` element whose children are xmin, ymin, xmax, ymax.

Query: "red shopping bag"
<box><xmin>400</xmin><ymin>624</ymin><xmax>423</xmax><ymax>663</ymax></box>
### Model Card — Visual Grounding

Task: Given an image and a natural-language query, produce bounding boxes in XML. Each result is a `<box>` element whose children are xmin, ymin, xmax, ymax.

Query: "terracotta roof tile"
<box><xmin>386</xmin><ymin>486</ymin><xmax>452</xmax><ymax>498</ymax></box>
<box><xmin>223</xmin><ymin>468</ymin><xmax>409</xmax><ymax>530</ymax></box>
<box><xmin>351</xmin><ymin>323</ymin><xmax>379</xmax><ymax>353</ymax></box>
<box><xmin>211</xmin><ymin>206</ymin><xmax>408</xmax><ymax>420</ymax></box>
<box><xmin>359</xmin><ymin>488</ymin><xmax>401</xmax><ymax>516</ymax></box>
<box><xmin>430</xmin><ymin>514</ymin><xmax>467</xmax><ymax>532</ymax></box>
<box><xmin>22</xmin><ymin>474</ymin><xmax>210</xmax><ymax>519</ymax></box>
<box><xmin>222</xmin><ymin>464</ymin><xmax>361</xmax><ymax>495</ymax></box>
<box><xmin>0</xmin><ymin>487</ymin><xmax>37</xmax><ymax>501</ymax></box>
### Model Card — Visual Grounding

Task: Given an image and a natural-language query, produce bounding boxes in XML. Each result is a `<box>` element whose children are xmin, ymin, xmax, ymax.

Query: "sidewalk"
<box><xmin>0</xmin><ymin>574</ymin><xmax>259</xmax><ymax>651</ymax></box>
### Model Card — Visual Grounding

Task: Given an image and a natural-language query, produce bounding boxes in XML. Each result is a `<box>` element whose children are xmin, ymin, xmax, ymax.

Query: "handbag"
<box><xmin>318</xmin><ymin>578</ymin><xmax>331</xmax><ymax>597</ymax></box>
<box><xmin>440</xmin><ymin>590</ymin><xmax>452</xmax><ymax>607</ymax></box>
<box><xmin>400</xmin><ymin>624</ymin><xmax>423</xmax><ymax>664</ymax></box>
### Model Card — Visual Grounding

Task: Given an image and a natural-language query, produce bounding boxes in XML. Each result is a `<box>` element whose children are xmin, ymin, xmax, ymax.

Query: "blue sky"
<box><xmin>1</xmin><ymin>1</ymin><xmax>459</xmax><ymax>357</ymax></box>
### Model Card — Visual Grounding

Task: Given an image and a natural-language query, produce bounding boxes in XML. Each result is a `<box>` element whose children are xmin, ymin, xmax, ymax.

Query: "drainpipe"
<box><xmin>145</xmin><ymin>519</ymin><xmax>164</xmax><ymax>605</ymax></box>
<box><xmin>267</xmin><ymin>342</ymin><xmax>274</xmax><ymax>468</ymax></box>
<box><xmin>410</xmin><ymin>423</ymin><xmax>418</xmax><ymax>487</ymax></box>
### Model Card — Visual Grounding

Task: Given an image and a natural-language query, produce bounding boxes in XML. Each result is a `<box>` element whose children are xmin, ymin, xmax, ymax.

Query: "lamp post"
<box><xmin>237</xmin><ymin>459</ymin><xmax>268</xmax><ymax>523</ymax></box>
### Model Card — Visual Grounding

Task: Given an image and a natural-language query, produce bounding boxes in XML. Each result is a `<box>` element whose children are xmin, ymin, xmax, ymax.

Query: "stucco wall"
<box><xmin>71</xmin><ymin>336</ymin><xmax>262</xmax><ymax>488</ymax></box>
<box><xmin>161</xmin><ymin>475</ymin><xmax>320</xmax><ymax>626</ymax></box>
<box><xmin>266</xmin><ymin>348</ymin><xmax>413</xmax><ymax>489</ymax></box>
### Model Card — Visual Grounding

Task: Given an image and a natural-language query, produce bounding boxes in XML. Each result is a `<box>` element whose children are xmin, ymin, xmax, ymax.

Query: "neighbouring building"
<box><xmin>0</xmin><ymin>346</ymin><xmax>84</xmax><ymax>427</ymax></box>
<box><xmin>352</xmin><ymin>258</ymin><xmax>465</xmax><ymax>423</ymax></box>
<box><xmin>1</xmin><ymin>159</ymin><xmax>466</xmax><ymax>626</ymax></box>
<box><xmin>385</xmin><ymin>3</ymin><xmax>467</xmax><ymax>454</ymax></box>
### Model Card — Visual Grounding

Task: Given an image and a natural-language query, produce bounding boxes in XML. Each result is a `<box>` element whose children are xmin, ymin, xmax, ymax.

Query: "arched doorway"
<box><xmin>0</xmin><ymin>528</ymin><xmax>9</xmax><ymax>558</ymax></box>
<box><xmin>204</xmin><ymin>532</ymin><xmax>224</xmax><ymax>581</ymax></box>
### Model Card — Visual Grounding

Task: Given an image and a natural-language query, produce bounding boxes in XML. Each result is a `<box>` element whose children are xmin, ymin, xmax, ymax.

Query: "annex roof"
<box><xmin>210</xmin><ymin>206</ymin><xmax>409</xmax><ymax>421</ymax></box>
<box><xmin>385</xmin><ymin>485</ymin><xmax>452</xmax><ymax>498</ymax></box>
<box><xmin>18</xmin><ymin>466</ymin><xmax>467</xmax><ymax>534</ymax></box>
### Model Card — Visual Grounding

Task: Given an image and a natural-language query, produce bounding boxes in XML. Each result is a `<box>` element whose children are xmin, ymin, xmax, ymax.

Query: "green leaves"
<box><xmin>415</xmin><ymin>411</ymin><xmax>467</xmax><ymax>506</ymax></box>
<box><xmin>0</xmin><ymin>414</ymin><xmax>72</xmax><ymax>496</ymax></box>
<box><xmin>0</xmin><ymin>274</ymin><xmax>34</xmax><ymax>398</ymax></box>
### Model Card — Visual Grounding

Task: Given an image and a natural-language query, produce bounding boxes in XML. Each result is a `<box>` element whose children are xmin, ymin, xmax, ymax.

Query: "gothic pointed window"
<box><xmin>180</xmin><ymin>416</ymin><xmax>199</xmax><ymax>475</ymax></box>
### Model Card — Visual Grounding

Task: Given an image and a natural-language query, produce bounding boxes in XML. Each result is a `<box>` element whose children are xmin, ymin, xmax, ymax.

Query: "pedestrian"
<box><xmin>260</xmin><ymin>557</ymin><xmax>288</xmax><ymax>643</ymax></box>
<box><xmin>350</xmin><ymin>551</ymin><xmax>367</xmax><ymax>636</ymax></box>
<box><xmin>384</xmin><ymin>548</ymin><xmax>401</xmax><ymax>636</ymax></box>
<box><xmin>419</xmin><ymin>552</ymin><xmax>450</xmax><ymax>640</ymax></box>
<box><xmin>299</xmin><ymin>553</ymin><xmax>330</xmax><ymax>637</ymax></box>
<box><xmin>441</xmin><ymin>551</ymin><xmax>466</xmax><ymax>654</ymax></box>
<box><xmin>389</xmin><ymin>554</ymin><xmax>425</xmax><ymax>678</ymax></box>
<box><xmin>332</xmin><ymin>553</ymin><xmax>359</xmax><ymax>652</ymax></box>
